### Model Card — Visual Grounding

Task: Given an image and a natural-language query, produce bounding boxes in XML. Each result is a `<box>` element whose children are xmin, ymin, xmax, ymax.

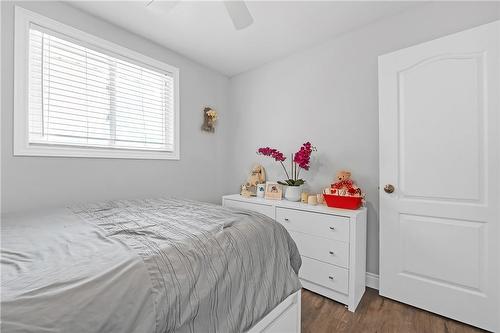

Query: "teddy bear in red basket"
<box><xmin>323</xmin><ymin>170</ymin><xmax>364</xmax><ymax>209</ymax></box>
<box><xmin>331</xmin><ymin>170</ymin><xmax>362</xmax><ymax>197</ymax></box>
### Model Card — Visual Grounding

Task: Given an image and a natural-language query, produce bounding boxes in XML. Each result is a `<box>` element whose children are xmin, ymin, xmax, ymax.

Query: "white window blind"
<box><xmin>28</xmin><ymin>24</ymin><xmax>175</xmax><ymax>152</ymax></box>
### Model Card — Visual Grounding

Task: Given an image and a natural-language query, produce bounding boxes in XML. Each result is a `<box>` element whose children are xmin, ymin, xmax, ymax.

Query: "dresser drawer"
<box><xmin>276</xmin><ymin>207</ymin><xmax>349</xmax><ymax>242</ymax></box>
<box><xmin>223</xmin><ymin>199</ymin><xmax>275</xmax><ymax>219</ymax></box>
<box><xmin>288</xmin><ymin>231</ymin><xmax>349</xmax><ymax>268</ymax></box>
<box><xmin>300</xmin><ymin>257</ymin><xmax>349</xmax><ymax>295</ymax></box>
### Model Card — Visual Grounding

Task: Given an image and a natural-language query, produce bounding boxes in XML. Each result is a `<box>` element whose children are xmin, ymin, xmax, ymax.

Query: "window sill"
<box><xmin>14</xmin><ymin>143</ymin><xmax>180</xmax><ymax>160</ymax></box>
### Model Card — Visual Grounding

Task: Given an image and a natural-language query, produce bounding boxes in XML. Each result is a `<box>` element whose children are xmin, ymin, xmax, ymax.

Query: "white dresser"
<box><xmin>222</xmin><ymin>194</ymin><xmax>367</xmax><ymax>312</ymax></box>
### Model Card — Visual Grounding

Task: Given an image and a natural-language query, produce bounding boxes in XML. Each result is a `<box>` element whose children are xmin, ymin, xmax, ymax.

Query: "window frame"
<box><xmin>14</xmin><ymin>6</ymin><xmax>180</xmax><ymax>160</ymax></box>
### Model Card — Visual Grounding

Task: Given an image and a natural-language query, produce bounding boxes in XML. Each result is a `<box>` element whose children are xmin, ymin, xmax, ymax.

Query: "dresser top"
<box><xmin>222</xmin><ymin>194</ymin><xmax>366</xmax><ymax>218</ymax></box>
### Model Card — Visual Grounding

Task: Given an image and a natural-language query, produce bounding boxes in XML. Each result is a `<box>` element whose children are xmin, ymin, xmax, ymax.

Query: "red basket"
<box><xmin>323</xmin><ymin>194</ymin><xmax>362</xmax><ymax>210</ymax></box>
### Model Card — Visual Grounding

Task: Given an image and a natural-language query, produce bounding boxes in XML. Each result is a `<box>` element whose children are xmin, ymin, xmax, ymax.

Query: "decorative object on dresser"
<box><xmin>256</xmin><ymin>183</ymin><xmax>266</xmax><ymax>198</ymax></box>
<box><xmin>285</xmin><ymin>186</ymin><xmax>302</xmax><ymax>202</ymax></box>
<box><xmin>240</xmin><ymin>184</ymin><xmax>253</xmax><ymax>197</ymax></box>
<box><xmin>330</xmin><ymin>170</ymin><xmax>362</xmax><ymax>197</ymax></box>
<box><xmin>307</xmin><ymin>195</ymin><xmax>317</xmax><ymax>206</ymax></box>
<box><xmin>201</xmin><ymin>106</ymin><xmax>218</xmax><ymax>132</ymax></box>
<box><xmin>316</xmin><ymin>193</ymin><xmax>325</xmax><ymax>205</ymax></box>
<box><xmin>324</xmin><ymin>170</ymin><xmax>364</xmax><ymax>210</ymax></box>
<box><xmin>257</xmin><ymin>142</ymin><xmax>317</xmax><ymax>201</ymax></box>
<box><xmin>222</xmin><ymin>194</ymin><xmax>367</xmax><ymax>312</ymax></box>
<box><xmin>240</xmin><ymin>164</ymin><xmax>266</xmax><ymax>197</ymax></box>
<box><xmin>264</xmin><ymin>182</ymin><xmax>283</xmax><ymax>200</ymax></box>
<box><xmin>300</xmin><ymin>192</ymin><xmax>309</xmax><ymax>203</ymax></box>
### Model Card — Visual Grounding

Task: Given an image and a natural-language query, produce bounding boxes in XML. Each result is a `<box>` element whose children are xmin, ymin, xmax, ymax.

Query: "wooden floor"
<box><xmin>301</xmin><ymin>288</ymin><xmax>486</xmax><ymax>333</ymax></box>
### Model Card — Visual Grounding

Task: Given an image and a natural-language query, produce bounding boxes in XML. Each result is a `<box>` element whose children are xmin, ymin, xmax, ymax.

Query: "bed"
<box><xmin>1</xmin><ymin>198</ymin><xmax>302</xmax><ymax>333</ymax></box>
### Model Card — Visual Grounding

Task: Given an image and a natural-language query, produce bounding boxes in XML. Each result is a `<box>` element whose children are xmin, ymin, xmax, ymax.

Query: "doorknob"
<box><xmin>384</xmin><ymin>184</ymin><xmax>395</xmax><ymax>193</ymax></box>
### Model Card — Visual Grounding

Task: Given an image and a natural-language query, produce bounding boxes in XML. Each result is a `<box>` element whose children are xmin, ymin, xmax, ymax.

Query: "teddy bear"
<box><xmin>240</xmin><ymin>184</ymin><xmax>253</xmax><ymax>197</ymax></box>
<box><xmin>248</xmin><ymin>164</ymin><xmax>266</xmax><ymax>187</ymax></box>
<box><xmin>331</xmin><ymin>170</ymin><xmax>362</xmax><ymax>197</ymax></box>
<box><xmin>240</xmin><ymin>164</ymin><xmax>266</xmax><ymax>197</ymax></box>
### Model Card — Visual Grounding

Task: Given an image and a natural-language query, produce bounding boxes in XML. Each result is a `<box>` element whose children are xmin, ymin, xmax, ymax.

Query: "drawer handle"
<box><xmin>329</xmin><ymin>226</ymin><xmax>335</xmax><ymax>231</ymax></box>
<box><xmin>284</xmin><ymin>218</ymin><xmax>290</xmax><ymax>222</ymax></box>
<box><xmin>329</xmin><ymin>251</ymin><xmax>335</xmax><ymax>255</ymax></box>
<box><xmin>329</xmin><ymin>276</ymin><xmax>335</xmax><ymax>280</ymax></box>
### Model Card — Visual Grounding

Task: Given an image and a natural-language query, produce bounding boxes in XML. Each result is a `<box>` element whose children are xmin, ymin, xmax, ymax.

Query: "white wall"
<box><xmin>1</xmin><ymin>1</ymin><xmax>230</xmax><ymax>214</ymax></box>
<box><xmin>226</xmin><ymin>1</ymin><xmax>500</xmax><ymax>275</ymax></box>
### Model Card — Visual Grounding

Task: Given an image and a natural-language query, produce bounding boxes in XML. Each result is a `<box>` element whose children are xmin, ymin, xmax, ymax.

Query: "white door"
<box><xmin>379</xmin><ymin>21</ymin><xmax>499</xmax><ymax>331</ymax></box>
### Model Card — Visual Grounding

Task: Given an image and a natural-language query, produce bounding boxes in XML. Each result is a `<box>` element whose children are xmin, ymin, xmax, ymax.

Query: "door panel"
<box><xmin>399</xmin><ymin>53</ymin><xmax>484</xmax><ymax>202</ymax></box>
<box><xmin>399</xmin><ymin>214</ymin><xmax>485</xmax><ymax>291</ymax></box>
<box><xmin>379</xmin><ymin>21</ymin><xmax>499</xmax><ymax>331</ymax></box>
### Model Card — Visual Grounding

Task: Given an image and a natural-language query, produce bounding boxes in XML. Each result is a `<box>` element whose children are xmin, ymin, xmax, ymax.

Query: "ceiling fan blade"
<box><xmin>146</xmin><ymin>0</ymin><xmax>181</xmax><ymax>13</ymax></box>
<box><xmin>223</xmin><ymin>1</ymin><xmax>254</xmax><ymax>30</ymax></box>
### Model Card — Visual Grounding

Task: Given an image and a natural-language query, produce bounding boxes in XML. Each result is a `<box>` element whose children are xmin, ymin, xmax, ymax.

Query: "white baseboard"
<box><xmin>366</xmin><ymin>272</ymin><xmax>379</xmax><ymax>290</ymax></box>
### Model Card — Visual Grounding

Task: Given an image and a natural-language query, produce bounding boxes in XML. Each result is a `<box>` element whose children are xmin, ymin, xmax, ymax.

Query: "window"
<box><xmin>14</xmin><ymin>7</ymin><xmax>180</xmax><ymax>159</ymax></box>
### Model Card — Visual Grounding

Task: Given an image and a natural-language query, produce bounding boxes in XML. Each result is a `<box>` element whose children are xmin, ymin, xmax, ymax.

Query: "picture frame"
<box><xmin>265</xmin><ymin>182</ymin><xmax>283</xmax><ymax>200</ymax></box>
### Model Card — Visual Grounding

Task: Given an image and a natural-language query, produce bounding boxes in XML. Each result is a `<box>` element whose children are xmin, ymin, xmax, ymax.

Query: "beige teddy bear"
<box><xmin>240</xmin><ymin>164</ymin><xmax>266</xmax><ymax>197</ymax></box>
<box><xmin>248</xmin><ymin>164</ymin><xmax>266</xmax><ymax>187</ymax></box>
<box><xmin>331</xmin><ymin>170</ymin><xmax>362</xmax><ymax>197</ymax></box>
<box><xmin>335</xmin><ymin>170</ymin><xmax>351</xmax><ymax>182</ymax></box>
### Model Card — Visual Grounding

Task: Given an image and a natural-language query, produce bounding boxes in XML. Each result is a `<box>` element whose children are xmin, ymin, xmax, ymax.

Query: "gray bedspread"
<box><xmin>1</xmin><ymin>198</ymin><xmax>301</xmax><ymax>333</ymax></box>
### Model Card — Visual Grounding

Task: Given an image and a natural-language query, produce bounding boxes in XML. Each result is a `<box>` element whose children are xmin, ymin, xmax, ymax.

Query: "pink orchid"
<box><xmin>293</xmin><ymin>142</ymin><xmax>315</xmax><ymax>170</ymax></box>
<box><xmin>257</xmin><ymin>142</ymin><xmax>316</xmax><ymax>186</ymax></box>
<box><xmin>257</xmin><ymin>147</ymin><xmax>286</xmax><ymax>162</ymax></box>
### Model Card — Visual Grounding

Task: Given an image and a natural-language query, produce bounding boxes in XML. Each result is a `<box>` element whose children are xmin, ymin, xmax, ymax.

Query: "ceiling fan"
<box><xmin>146</xmin><ymin>1</ymin><xmax>254</xmax><ymax>30</ymax></box>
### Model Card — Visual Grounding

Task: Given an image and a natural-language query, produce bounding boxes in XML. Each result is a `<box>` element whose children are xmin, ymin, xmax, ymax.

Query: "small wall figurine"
<box><xmin>240</xmin><ymin>164</ymin><xmax>266</xmax><ymax>197</ymax></box>
<box><xmin>202</xmin><ymin>107</ymin><xmax>218</xmax><ymax>132</ymax></box>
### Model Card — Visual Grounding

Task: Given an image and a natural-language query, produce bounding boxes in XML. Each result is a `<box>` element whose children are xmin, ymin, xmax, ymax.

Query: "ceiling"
<box><xmin>69</xmin><ymin>1</ymin><xmax>422</xmax><ymax>77</ymax></box>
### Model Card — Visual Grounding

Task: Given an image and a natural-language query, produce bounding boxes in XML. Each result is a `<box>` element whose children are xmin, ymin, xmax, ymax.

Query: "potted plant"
<box><xmin>257</xmin><ymin>142</ymin><xmax>316</xmax><ymax>201</ymax></box>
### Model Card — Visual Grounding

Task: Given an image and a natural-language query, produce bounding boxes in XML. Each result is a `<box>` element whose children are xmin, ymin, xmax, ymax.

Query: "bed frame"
<box><xmin>247</xmin><ymin>290</ymin><xmax>301</xmax><ymax>333</ymax></box>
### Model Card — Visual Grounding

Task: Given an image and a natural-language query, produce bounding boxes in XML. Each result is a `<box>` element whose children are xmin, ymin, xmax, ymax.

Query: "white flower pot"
<box><xmin>284</xmin><ymin>185</ymin><xmax>302</xmax><ymax>202</ymax></box>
